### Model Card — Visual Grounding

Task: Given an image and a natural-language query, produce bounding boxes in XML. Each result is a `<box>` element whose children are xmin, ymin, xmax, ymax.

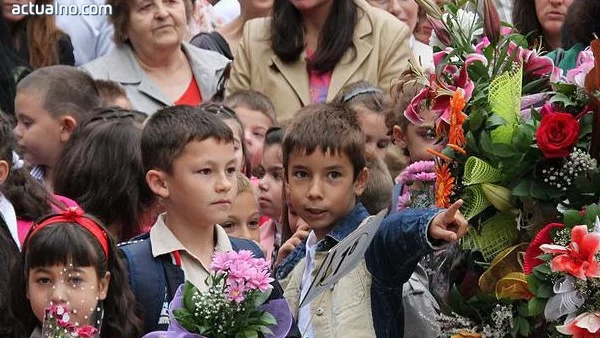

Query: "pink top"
<box><xmin>307</xmin><ymin>49</ymin><xmax>333</xmax><ymax>104</ymax></box>
<box><xmin>17</xmin><ymin>195</ymin><xmax>79</xmax><ymax>246</ymax></box>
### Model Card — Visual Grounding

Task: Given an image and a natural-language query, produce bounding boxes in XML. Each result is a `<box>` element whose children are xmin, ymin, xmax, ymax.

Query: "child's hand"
<box><xmin>428</xmin><ymin>200</ymin><xmax>468</xmax><ymax>243</ymax></box>
<box><xmin>275</xmin><ymin>223</ymin><xmax>310</xmax><ymax>267</ymax></box>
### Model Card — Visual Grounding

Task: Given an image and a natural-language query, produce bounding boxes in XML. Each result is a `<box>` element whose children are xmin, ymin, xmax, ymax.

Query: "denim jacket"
<box><xmin>276</xmin><ymin>203</ymin><xmax>442</xmax><ymax>337</ymax></box>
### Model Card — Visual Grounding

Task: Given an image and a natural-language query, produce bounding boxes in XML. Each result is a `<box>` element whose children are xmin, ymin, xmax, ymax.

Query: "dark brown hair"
<box><xmin>385</xmin><ymin>77</ymin><xmax>426</xmax><ymax>131</ymax></box>
<box><xmin>16</xmin><ymin>65</ymin><xmax>101</xmax><ymax>121</ymax></box>
<box><xmin>224</xmin><ymin>90</ymin><xmax>277</xmax><ymax>124</ymax></box>
<box><xmin>512</xmin><ymin>0</ymin><xmax>545</xmax><ymax>48</ymax></box>
<box><xmin>283</xmin><ymin>103</ymin><xmax>366</xmax><ymax>180</ymax></box>
<box><xmin>562</xmin><ymin>0</ymin><xmax>600</xmax><ymax>49</ymax></box>
<box><xmin>94</xmin><ymin>79</ymin><xmax>131</xmax><ymax>109</ymax></box>
<box><xmin>141</xmin><ymin>105</ymin><xmax>234</xmax><ymax>175</ymax></box>
<box><xmin>271</xmin><ymin>0</ymin><xmax>357</xmax><ymax>72</ymax></box>
<box><xmin>54</xmin><ymin>108</ymin><xmax>153</xmax><ymax>241</ymax></box>
<box><xmin>334</xmin><ymin>81</ymin><xmax>390</xmax><ymax>114</ymax></box>
<box><xmin>8</xmin><ymin>0</ymin><xmax>66</xmax><ymax>68</ymax></box>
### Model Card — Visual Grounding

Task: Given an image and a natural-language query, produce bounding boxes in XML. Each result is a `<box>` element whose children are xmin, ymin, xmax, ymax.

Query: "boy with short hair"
<box><xmin>13</xmin><ymin>65</ymin><xmax>101</xmax><ymax>191</ymax></box>
<box><xmin>224</xmin><ymin>90</ymin><xmax>277</xmax><ymax>170</ymax></box>
<box><xmin>118</xmin><ymin>105</ymin><xmax>293</xmax><ymax>335</ymax></box>
<box><xmin>276</xmin><ymin>103</ymin><xmax>468</xmax><ymax>338</ymax></box>
<box><xmin>94</xmin><ymin>79</ymin><xmax>133</xmax><ymax>110</ymax></box>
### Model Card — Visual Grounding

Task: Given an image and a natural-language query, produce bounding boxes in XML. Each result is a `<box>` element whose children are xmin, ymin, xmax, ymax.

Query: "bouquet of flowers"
<box><xmin>41</xmin><ymin>304</ymin><xmax>99</xmax><ymax>338</ymax></box>
<box><xmin>524</xmin><ymin>204</ymin><xmax>600</xmax><ymax>337</ymax></box>
<box><xmin>395</xmin><ymin>160</ymin><xmax>436</xmax><ymax>211</ymax></box>
<box><xmin>143</xmin><ymin>250</ymin><xmax>292</xmax><ymax>338</ymax></box>
<box><xmin>409</xmin><ymin>0</ymin><xmax>600</xmax><ymax>335</ymax></box>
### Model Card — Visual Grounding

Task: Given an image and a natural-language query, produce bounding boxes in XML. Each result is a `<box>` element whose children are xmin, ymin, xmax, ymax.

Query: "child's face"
<box><xmin>161</xmin><ymin>139</ymin><xmax>237</xmax><ymax>226</ymax></box>
<box><xmin>221</xmin><ymin>190</ymin><xmax>261</xmax><ymax>243</ymax></box>
<box><xmin>286</xmin><ymin>148</ymin><xmax>368</xmax><ymax>239</ymax></box>
<box><xmin>27</xmin><ymin>264</ymin><xmax>110</xmax><ymax>327</ymax></box>
<box><xmin>235</xmin><ymin>106</ymin><xmax>273</xmax><ymax>170</ymax></box>
<box><xmin>13</xmin><ymin>92</ymin><xmax>69</xmax><ymax>167</ymax></box>
<box><xmin>258</xmin><ymin>144</ymin><xmax>284</xmax><ymax>221</ymax></box>
<box><xmin>393</xmin><ymin>109</ymin><xmax>443</xmax><ymax>162</ymax></box>
<box><xmin>356</xmin><ymin>108</ymin><xmax>390</xmax><ymax>160</ymax></box>
<box><xmin>224</xmin><ymin>119</ymin><xmax>245</xmax><ymax>173</ymax></box>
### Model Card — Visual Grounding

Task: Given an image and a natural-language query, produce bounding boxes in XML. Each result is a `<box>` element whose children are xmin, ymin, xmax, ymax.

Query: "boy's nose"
<box><xmin>307</xmin><ymin>179</ymin><xmax>324</xmax><ymax>199</ymax></box>
<box><xmin>238</xmin><ymin>224</ymin><xmax>252</xmax><ymax>240</ymax></box>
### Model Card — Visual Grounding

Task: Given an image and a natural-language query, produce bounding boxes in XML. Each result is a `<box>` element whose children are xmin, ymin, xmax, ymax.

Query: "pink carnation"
<box><xmin>76</xmin><ymin>325</ymin><xmax>98</xmax><ymax>338</ymax></box>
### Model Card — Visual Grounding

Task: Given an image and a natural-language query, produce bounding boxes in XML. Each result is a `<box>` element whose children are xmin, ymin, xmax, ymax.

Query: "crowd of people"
<box><xmin>0</xmin><ymin>0</ymin><xmax>598</xmax><ymax>337</ymax></box>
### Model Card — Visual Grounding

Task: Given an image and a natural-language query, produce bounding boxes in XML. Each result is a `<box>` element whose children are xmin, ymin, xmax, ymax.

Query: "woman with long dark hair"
<box><xmin>226</xmin><ymin>0</ymin><xmax>413</xmax><ymax>122</ymax></box>
<box><xmin>0</xmin><ymin>0</ymin><xmax>29</xmax><ymax>116</ymax></box>
<box><xmin>3</xmin><ymin>0</ymin><xmax>74</xmax><ymax>69</ymax></box>
<box><xmin>512</xmin><ymin>0</ymin><xmax>573</xmax><ymax>50</ymax></box>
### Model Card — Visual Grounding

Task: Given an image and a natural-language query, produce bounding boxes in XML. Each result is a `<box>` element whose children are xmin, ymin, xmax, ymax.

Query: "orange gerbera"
<box><xmin>435</xmin><ymin>161</ymin><xmax>455</xmax><ymax>208</ymax></box>
<box><xmin>448</xmin><ymin>89</ymin><xmax>467</xmax><ymax>147</ymax></box>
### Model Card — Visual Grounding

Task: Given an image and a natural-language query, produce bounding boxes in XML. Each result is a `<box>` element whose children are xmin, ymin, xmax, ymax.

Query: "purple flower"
<box><xmin>414</xmin><ymin>172</ymin><xmax>436</xmax><ymax>182</ymax></box>
<box><xmin>247</xmin><ymin>269</ymin><xmax>274</xmax><ymax>292</ymax></box>
<box><xmin>396</xmin><ymin>189</ymin><xmax>412</xmax><ymax>211</ymax></box>
<box><xmin>211</xmin><ymin>251</ymin><xmax>237</xmax><ymax>273</ymax></box>
<box><xmin>226</xmin><ymin>282</ymin><xmax>246</xmax><ymax>303</ymax></box>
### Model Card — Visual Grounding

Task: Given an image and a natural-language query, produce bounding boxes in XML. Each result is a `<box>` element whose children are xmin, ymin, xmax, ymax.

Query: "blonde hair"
<box><xmin>235</xmin><ymin>172</ymin><xmax>254</xmax><ymax>195</ymax></box>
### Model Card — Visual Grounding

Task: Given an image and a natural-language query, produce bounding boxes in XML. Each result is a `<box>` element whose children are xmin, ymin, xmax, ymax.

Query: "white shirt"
<box><xmin>0</xmin><ymin>194</ymin><xmax>19</xmax><ymax>249</ymax></box>
<box><xmin>213</xmin><ymin>0</ymin><xmax>240</xmax><ymax>25</ymax></box>
<box><xmin>298</xmin><ymin>231</ymin><xmax>318</xmax><ymax>338</ymax></box>
<box><xmin>54</xmin><ymin>0</ymin><xmax>115</xmax><ymax>66</ymax></box>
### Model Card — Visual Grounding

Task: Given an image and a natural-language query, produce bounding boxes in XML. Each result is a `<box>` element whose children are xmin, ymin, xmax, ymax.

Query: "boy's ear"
<box><xmin>146</xmin><ymin>169</ymin><xmax>170</xmax><ymax>198</ymax></box>
<box><xmin>97</xmin><ymin>271</ymin><xmax>111</xmax><ymax>301</ymax></box>
<box><xmin>353</xmin><ymin>167</ymin><xmax>369</xmax><ymax>197</ymax></box>
<box><xmin>392</xmin><ymin>125</ymin><xmax>407</xmax><ymax>148</ymax></box>
<box><xmin>58</xmin><ymin>115</ymin><xmax>77</xmax><ymax>142</ymax></box>
<box><xmin>0</xmin><ymin>160</ymin><xmax>9</xmax><ymax>185</ymax></box>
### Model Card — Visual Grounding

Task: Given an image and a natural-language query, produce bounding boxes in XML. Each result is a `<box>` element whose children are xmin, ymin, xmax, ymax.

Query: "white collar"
<box><xmin>0</xmin><ymin>194</ymin><xmax>19</xmax><ymax>249</ymax></box>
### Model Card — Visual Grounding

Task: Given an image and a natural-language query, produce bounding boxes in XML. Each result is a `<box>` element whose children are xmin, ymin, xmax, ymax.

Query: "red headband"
<box><xmin>27</xmin><ymin>207</ymin><xmax>110</xmax><ymax>260</ymax></box>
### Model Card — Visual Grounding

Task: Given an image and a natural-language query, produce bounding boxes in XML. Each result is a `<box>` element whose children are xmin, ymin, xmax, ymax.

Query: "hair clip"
<box><xmin>11</xmin><ymin>151</ymin><xmax>24</xmax><ymax>170</ymax></box>
<box><xmin>342</xmin><ymin>87</ymin><xmax>381</xmax><ymax>103</ymax></box>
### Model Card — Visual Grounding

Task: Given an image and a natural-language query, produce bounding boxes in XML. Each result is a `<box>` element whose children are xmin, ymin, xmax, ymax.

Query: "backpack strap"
<box><xmin>119</xmin><ymin>233</ymin><xmax>177</xmax><ymax>333</ymax></box>
<box><xmin>229</xmin><ymin>236</ymin><xmax>264</xmax><ymax>258</ymax></box>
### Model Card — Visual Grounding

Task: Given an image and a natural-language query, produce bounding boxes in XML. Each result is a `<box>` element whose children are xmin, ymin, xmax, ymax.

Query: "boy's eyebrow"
<box><xmin>30</xmin><ymin>267</ymin><xmax>52</xmax><ymax>274</ymax></box>
<box><xmin>324</xmin><ymin>164</ymin><xmax>346</xmax><ymax>171</ymax></box>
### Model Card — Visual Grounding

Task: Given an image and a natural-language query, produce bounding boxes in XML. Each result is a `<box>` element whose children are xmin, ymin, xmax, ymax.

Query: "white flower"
<box><xmin>443</xmin><ymin>9</ymin><xmax>483</xmax><ymax>43</ymax></box>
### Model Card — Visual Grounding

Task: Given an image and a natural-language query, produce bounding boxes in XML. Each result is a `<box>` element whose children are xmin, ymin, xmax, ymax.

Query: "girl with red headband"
<box><xmin>8</xmin><ymin>207</ymin><xmax>143</xmax><ymax>338</ymax></box>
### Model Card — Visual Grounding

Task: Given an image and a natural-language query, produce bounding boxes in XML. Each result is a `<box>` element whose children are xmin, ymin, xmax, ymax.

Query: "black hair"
<box><xmin>224</xmin><ymin>90</ymin><xmax>277</xmax><ymax>124</ymax></box>
<box><xmin>9</xmin><ymin>216</ymin><xmax>144</xmax><ymax>338</ymax></box>
<box><xmin>0</xmin><ymin>7</ymin><xmax>29</xmax><ymax>116</ymax></box>
<box><xmin>141</xmin><ymin>105</ymin><xmax>235</xmax><ymax>175</ymax></box>
<box><xmin>264</xmin><ymin>127</ymin><xmax>285</xmax><ymax>148</ymax></box>
<box><xmin>271</xmin><ymin>0</ymin><xmax>357</xmax><ymax>72</ymax></box>
<box><xmin>53</xmin><ymin>108</ymin><xmax>154</xmax><ymax>241</ymax></box>
<box><xmin>16</xmin><ymin>65</ymin><xmax>101</xmax><ymax>121</ymax></box>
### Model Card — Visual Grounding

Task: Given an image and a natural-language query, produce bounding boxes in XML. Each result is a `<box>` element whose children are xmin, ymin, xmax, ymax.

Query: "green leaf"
<box><xmin>550</xmin><ymin>92</ymin><xmax>577</xmax><ymax>108</ymax></box>
<box><xmin>526</xmin><ymin>274</ymin><xmax>540</xmax><ymax>294</ymax></box>
<box><xmin>485</xmin><ymin>114</ymin><xmax>508</xmax><ymax>130</ymax></box>
<box><xmin>253</xmin><ymin>289</ymin><xmax>272</xmax><ymax>307</ymax></box>
<box><xmin>236</xmin><ymin>329</ymin><xmax>259</xmax><ymax>338</ymax></box>
<box><xmin>536</xmin><ymin>283</ymin><xmax>554</xmax><ymax>298</ymax></box>
<box><xmin>563</xmin><ymin>209</ymin><xmax>584</xmax><ymax>228</ymax></box>
<box><xmin>512</xmin><ymin>180</ymin><xmax>531</xmax><ymax>197</ymax></box>
<box><xmin>469</xmin><ymin>109</ymin><xmax>485</xmax><ymax>130</ymax></box>
<box><xmin>533</xmin><ymin>263</ymin><xmax>551</xmax><ymax>275</ymax></box>
<box><xmin>528</xmin><ymin>297</ymin><xmax>546</xmax><ymax>316</ymax></box>
<box><xmin>518</xmin><ymin>316</ymin><xmax>531</xmax><ymax>336</ymax></box>
<box><xmin>259</xmin><ymin>312</ymin><xmax>277</xmax><ymax>326</ymax></box>
<box><xmin>479</xmin><ymin>131</ymin><xmax>495</xmax><ymax>155</ymax></box>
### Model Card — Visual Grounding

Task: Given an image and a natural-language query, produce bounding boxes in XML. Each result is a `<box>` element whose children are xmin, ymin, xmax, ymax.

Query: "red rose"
<box><xmin>535</xmin><ymin>112</ymin><xmax>580</xmax><ymax>158</ymax></box>
<box><xmin>76</xmin><ymin>325</ymin><xmax>98</xmax><ymax>338</ymax></box>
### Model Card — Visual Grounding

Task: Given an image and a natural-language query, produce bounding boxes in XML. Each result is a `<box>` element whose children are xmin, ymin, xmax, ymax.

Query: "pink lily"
<box><xmin>540</xmin><ymin>225</ymin><xmax>600</xmax><ymax>280</ymax></box>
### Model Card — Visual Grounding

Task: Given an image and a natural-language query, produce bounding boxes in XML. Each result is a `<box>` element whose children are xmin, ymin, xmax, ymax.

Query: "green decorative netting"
<box><xmin>461</xmin><ymin>186</ymin><xmax>491</xmax><ymax>220</ymax></box>
<box><xmin>489</xmin><ymin>64</ymin><xmax>523</xmax><ymax>144</ymax></box>
<box><xmin>463</xmin><ymin>157</ymin><xmax>503</xmax><ymax>186</ymax></box>
<box><xmin>462</xmin><ymin>211</ymin><xmax>519</xmax><ymax>261</ymax></box>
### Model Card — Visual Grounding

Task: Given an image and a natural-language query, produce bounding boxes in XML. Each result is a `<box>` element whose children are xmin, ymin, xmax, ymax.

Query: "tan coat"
<box><xmin>283</xmin><ymin>255</ymin><xmax>376</xmax><ymax>338</ymax></box>
<box><xmin>226</xmin><ymin>0</ymin><xmax>413</xmax><ymax>122</ymax></box>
